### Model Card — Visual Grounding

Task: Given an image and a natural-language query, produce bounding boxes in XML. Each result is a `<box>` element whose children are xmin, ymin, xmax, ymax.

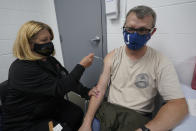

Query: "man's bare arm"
<box><xmin>136</xmin><ymin>98</ymin><xmax>188</xmax><ymax>131</ymax></box>
<box><xmin>79</xmin><ymin>50</ymin><xmax>115</xmax><ymax>131</ymax></box>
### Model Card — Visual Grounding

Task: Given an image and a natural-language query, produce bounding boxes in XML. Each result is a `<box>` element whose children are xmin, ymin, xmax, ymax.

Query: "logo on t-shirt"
<box><xmin>135</xmin><ymin>73</ymin><xmax>149</xmax><ymax>88</ymax></box>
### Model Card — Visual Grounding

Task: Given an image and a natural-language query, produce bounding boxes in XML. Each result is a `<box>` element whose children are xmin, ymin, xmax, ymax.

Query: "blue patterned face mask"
<box><xmin>123</xmin><ymin>30</ymin><xmax>151</xmax><ymax>50</ymax></box>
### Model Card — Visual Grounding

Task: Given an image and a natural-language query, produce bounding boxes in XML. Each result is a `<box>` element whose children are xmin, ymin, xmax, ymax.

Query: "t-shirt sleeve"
<box><xmin>157</xmin><ymin>57</ymin><xmax>184</xmax><ymax>100</ymax></box>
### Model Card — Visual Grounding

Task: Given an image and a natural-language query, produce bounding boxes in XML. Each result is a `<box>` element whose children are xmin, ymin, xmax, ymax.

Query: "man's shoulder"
<box><xmin>102</xmin><ymin>46</ymin><xmax>125</xmax><ymax>74</ymax></box>
<box><xmin>111</xmin><ymin>46</ymin><xmax>125</xmax><ymax>59</ymax></box>
<box><xmin>104</xmin><ymin>50</ymin><xmax>115</xmax><ymax>68</ymax></box>
<box><xmin>147</xmin><ymin>46</ymin><xmax>173</xmax><ymax>69</ymax></box>
<box><xmin>148</xmin><ymin>47</ymin><xmax>170</xmax><ymax>61</ymax></box>
<box><xmin>115</xmin><ymin>45</ymin><xmax>125</xmax><ymax>54</ymax></box>
<box><xmin>107</xmin><ymin>45</ymin><xmax>125</xmax><ymax>55</ymax></box>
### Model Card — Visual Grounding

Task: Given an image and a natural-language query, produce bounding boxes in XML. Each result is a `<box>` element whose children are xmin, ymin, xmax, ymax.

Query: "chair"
<box><xmin>0</xmin><ymin>80</ymin><xmax>8</xmax><ymax>105</ymax></box>
<box><xmin>0</xmin><ymin>80</ymin><xmax>8</xmax><ymax>131</ymax></box>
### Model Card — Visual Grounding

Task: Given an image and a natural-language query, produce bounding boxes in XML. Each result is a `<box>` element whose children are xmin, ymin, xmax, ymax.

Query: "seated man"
<box><xmin>79</xmin><ymin>5</ymin><xmax>188</xmax><ymax>131</ymax></box>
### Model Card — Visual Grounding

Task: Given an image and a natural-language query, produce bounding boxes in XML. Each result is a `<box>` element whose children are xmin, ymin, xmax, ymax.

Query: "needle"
<box><xmin>94</xmin><ymin>55</ymin><xmax>103</xmax><ymax>60</ymax></box>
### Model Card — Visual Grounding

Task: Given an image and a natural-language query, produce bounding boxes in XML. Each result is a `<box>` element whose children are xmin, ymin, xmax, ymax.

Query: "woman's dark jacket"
<box><xmin>2</xmin><ymin>56</ymin><xmax>90</xmax><ymax>131</ymax></box>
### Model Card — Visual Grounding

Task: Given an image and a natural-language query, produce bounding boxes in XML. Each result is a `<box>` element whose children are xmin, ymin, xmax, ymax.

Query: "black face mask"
<box><xmin>33</xmin><ymin>42</ymin><xmax>54</xmax><ymax>56</ymax></box>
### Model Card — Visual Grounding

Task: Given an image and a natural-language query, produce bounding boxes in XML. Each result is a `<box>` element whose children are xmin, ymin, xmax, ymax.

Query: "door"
<box><xmin>54</xmin><ymin>0</ymin><xmax>107</xmax><ymax>108</ymax></box>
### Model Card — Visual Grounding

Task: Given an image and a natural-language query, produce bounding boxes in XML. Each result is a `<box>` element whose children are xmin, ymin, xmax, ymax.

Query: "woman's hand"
<box><xmin>88</xmin><ymin>86</ymin><xmax>100</xmax><ymax>98</ymax></box>
<box><xmin>79</xmin><ymin>53</ymin><xmax>94</xmax><ymax>68</ymax></box>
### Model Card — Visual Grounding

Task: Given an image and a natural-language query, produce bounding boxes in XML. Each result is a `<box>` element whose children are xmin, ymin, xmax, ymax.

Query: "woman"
<box><xmin>2</xmin><ymin>21</ymin><xmax>98</xmax><ymax>131</ymax></box>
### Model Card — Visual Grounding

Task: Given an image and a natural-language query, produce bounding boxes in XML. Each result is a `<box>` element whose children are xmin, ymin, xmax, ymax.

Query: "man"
<box><xmin>79</xmin><ymin>5</ymin><xmax>188</xmax><ymax>131</ymax></box>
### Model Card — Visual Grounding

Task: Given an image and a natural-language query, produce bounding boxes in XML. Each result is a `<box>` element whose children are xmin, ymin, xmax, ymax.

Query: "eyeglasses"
<box><xmin>123</xmin><ymin>27</ymin><xmax>154</xmax><ymax>35</ymax></box>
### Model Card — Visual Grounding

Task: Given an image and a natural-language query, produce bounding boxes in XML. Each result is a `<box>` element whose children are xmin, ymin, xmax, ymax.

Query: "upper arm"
<box><xmin>9</xmin><ymin>61</ymin><xmax>57</xmax><ymax>96</ymax></box>
<box><xmin>96</xmin><ymin>50</ymin><xmax>115</xmax><ymax>93</ymax></box>
<box><xmin>9</xmin><ymin>60</ymin><xmax>87</xmax><ymax>98</ymax></box>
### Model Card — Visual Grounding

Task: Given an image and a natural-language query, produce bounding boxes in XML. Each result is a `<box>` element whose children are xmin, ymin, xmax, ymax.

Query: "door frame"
<box><xmin>100</xmin><ymin>0</ymin><xmax>108</xmax><ymax>58</ymax></box>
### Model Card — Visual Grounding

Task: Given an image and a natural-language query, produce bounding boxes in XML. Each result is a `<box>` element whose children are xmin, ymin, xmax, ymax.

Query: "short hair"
<box><xmin>126</xmin><ymin>5</ymin><xmax>156</xmax><ymax>27</ymax></box>
<box><xmin>13</xmin><ymin>20</ymin><xmax>54</xmax><ymax>60</ymax></box>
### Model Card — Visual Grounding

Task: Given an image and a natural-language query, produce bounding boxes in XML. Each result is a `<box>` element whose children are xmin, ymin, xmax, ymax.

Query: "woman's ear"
<box><xmin>151</xmin><ymin>28</ymin><xmax>157</xmax><ymax>36</ymax></box>
<box><xmin>30</xmin><ymin>43</ymin><xmax>34</xmax><ymax>50</ymax></box>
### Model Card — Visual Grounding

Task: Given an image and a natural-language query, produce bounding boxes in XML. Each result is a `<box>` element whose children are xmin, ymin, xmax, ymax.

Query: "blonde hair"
<box><xmin>13</xmin><ymin>20</ymin><xmax>54</xmax><ymax>60</ymax></box>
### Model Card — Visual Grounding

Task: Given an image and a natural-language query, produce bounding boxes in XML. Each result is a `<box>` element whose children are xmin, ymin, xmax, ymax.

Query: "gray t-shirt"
<box><xmin>108</xmin><ymin>45</ymin><xmax>184</xmax><ymax>113</ymax></box>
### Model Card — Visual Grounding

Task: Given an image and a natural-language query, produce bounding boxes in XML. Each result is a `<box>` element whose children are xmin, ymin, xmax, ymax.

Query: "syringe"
<box><xmin>94</xmin><ymin>55</ymin><xmax>103</xmax><ymax>60</ymax></box>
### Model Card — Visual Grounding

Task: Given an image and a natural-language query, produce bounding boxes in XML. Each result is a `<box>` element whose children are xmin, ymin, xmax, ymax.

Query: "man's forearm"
<box><xmin>82</xmin><ymin>92</ymin><xmax>105</xmax><ymax>126</ymax></box>
<box><xmin>145</xmin><ymin>98</ymin><xmax>188</xmax><ymax>131</ymax></box>
<box><xmin>79</xmin><ymin>50</ymin><xmax>114</xmax><ymax>130</ymax></box>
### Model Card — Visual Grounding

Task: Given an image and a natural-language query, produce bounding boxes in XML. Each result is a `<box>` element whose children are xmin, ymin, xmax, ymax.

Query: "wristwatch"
<box><xmin>141</xmin><ymin>125</ymin><xmax>150</xmax><ymax>131</ymax></box>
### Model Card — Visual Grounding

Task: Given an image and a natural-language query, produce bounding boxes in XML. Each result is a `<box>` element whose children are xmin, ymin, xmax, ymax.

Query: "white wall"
<box><xmin>106</xmin><ymin>0</ymin><xmax>196</xmax><ymax>130</ymax></box>
<box><xmin>107</xmin><ymin>0</ymin><xmax>196</xmax><ymax>86</ymax></box>
<box><xmin>0</xmin><ymin>0</ymin><xmax>63</xmax><ymax>82</ymax></box>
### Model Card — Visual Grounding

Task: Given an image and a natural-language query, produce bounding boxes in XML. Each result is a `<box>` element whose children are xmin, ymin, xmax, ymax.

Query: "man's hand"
<box><xmin>79</xmin><ymin>53</ymin><xmax>94</xmax><ymax>68</ymax></box>
<box><xmin>144</xmin><ymin>98</ymin><xmax>188</xmax><ymax>131</ymax></box>
<box><xmin>88</xmin><ymin>86</ymin><xmax>100</xmax><ymax>98</ymax></box>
